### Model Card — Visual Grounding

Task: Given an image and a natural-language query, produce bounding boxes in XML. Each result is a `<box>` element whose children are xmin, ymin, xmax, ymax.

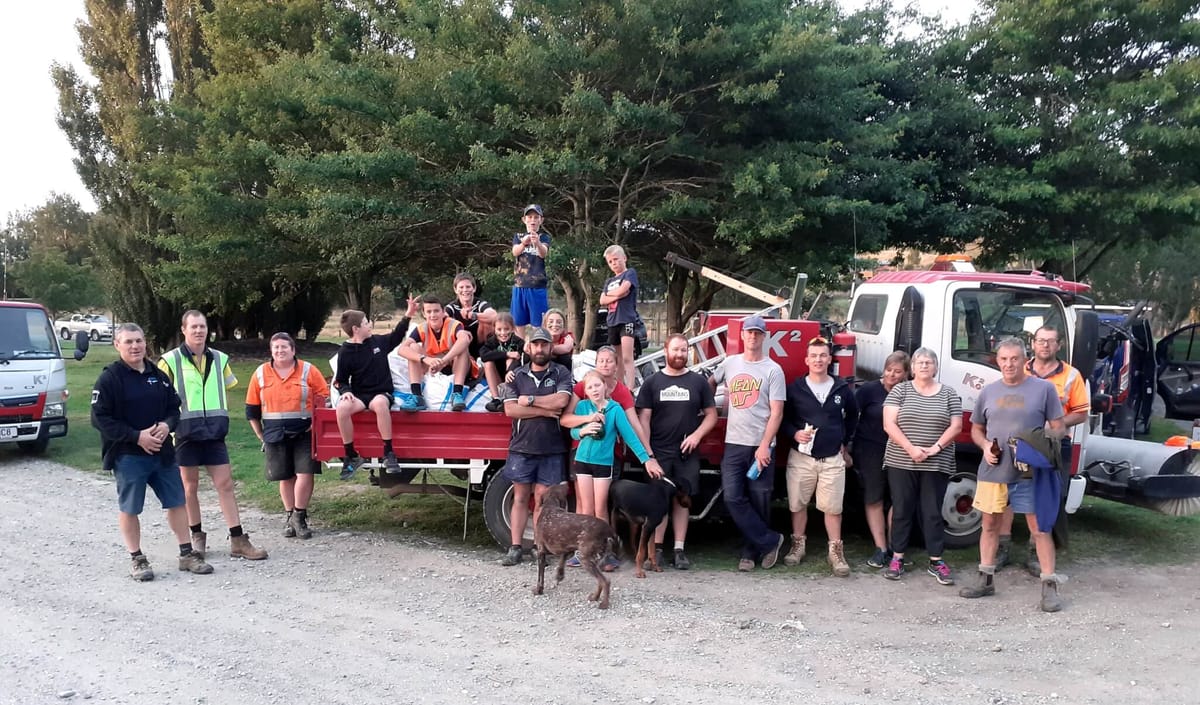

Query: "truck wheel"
<box><xmin>60</xmin><ymin>328</ymin><xmax>71</xmax><ymax>340</ymax></box>
<box><xmin>482</xmin><ymin>472</ymin><xmax>535</xmax><ymax>550</ymax></box>
<box><xmin>18</xmin><ymin>438</ymin><xmax>49</xmax><ymax>454</ymax></box>
<box><xmin>942</xmin><ymin>471</ymin><xmax>982</xmax><ymax>549</ymax></box>
<box><xmin>90</xmin><ymin>329</ymin><xmax>100</xmax><ymax>341</ymax></box>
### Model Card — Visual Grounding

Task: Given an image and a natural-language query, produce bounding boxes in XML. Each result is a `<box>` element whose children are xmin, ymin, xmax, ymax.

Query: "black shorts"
<box><xmin>176</xmin><ymin>439</ymin><xmax>230</xmax><ymax>468</ymax></box>
<box><xmin>607</xmin><ymin>323</ymin><xmax>635</xmax><ymax>346</ymax></box>
<box><xmin>659</xmin><ymin>454</ymin><xmax>701</xmax><ymax>497</ymax></box>
<box><xmin>852</xmin><ymin>440</ymin><xmax>888</xmax><ymax>505</ymax></box>
<box><xmin>264</xmin><ymin>433</ymin><xmax>320</xmax><ymax>481</ymax></box>
<box><xmin>347</xmin><ymin>391</ymin><xmax>389</xmax><ymax>409</ymax></box>
<box><xmin>572</xmin><ymin>459</ymin><xmax>614</xmax><ymax>480</ymax></box>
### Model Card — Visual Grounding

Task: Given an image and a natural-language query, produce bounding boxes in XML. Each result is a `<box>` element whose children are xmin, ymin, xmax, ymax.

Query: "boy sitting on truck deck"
<box><xmin>334</xmin><ymin>296</ymin><xmax>418</xmax><ymax>477</ymax></box>
<box><xmin>396</xmin><ymin>295</ymin><xmax>478</xmax><ymax>412</ymax></box>
<box><xmin>479</xmin><ymin>312</ymin><xmax>527</xmax><ymax>412</ymax></box>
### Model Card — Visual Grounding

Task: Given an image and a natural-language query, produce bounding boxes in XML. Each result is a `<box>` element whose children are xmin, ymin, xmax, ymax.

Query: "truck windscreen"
<box><xmin>0</xmin><ymin>307</ymin><xmax>61</xmax><ymax>361</ymax></box>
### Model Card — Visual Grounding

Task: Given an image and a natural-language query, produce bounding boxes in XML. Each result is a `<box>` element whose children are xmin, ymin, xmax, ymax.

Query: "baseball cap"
<box><xmin>742</xmin><ymin>315</ymin><xmax>767</xmax><ymax>332</ymax></box>
<box><xmin>523</xmin><ymin>204</ymin><xmax>543</xmax><ymax>216</ymax></box>
<box><xmin>528</xmin><ymin>326</ymin><xmax>553</xmax><ymax>343</ymax></box>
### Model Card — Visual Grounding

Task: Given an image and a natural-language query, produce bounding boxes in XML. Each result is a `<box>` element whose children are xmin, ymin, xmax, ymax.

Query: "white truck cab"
<box><xmin>0</xmin><ymin>301</ymin><xmax>88</xmax><ymax>453</ymax></box>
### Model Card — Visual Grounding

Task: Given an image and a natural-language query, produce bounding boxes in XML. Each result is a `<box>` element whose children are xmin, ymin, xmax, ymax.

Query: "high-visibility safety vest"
<box><xmin>250</xmin><ymin>361</ymin><xmax>319</xmax><ymax>443</ymax></box>
<box><xmin>163</xmin><ymin>346</ymin><xmax>232</xmax><ymax>442</ymax></box>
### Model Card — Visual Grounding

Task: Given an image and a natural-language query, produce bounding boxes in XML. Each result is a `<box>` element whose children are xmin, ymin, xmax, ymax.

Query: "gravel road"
<box><xmin>1</xmin><ymin>457</ymin><xmax>1196</xmax><ymax>705</ymax></box>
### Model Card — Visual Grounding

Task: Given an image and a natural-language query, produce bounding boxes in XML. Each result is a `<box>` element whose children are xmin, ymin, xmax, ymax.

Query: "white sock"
<box><xmin>674</xmin><ymin>541</ymin><xmax>685</xmax><ymax>551</ymax></box>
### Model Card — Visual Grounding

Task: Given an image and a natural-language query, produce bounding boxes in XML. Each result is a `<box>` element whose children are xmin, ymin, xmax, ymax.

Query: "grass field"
<box><xmin>5</xmin><ymin>341</ymin><xmax>1200</xmax><ymax>570</ymax></box>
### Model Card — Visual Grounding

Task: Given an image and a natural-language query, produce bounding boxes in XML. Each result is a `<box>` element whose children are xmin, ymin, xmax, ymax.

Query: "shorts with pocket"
<box><xmin>264</xmin><ymin>432</ymin><xmax>320</xmax><ymax>481</ymax></box>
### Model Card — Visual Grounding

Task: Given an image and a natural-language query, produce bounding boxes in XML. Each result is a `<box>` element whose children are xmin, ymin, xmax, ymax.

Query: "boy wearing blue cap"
<box><xmin>510</xmin><ymin>204</ymin><xmax>551</xmax><ymax>329</ymax></box>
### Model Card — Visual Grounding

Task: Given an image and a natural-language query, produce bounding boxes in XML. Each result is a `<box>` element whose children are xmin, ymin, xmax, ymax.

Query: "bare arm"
<box><xmin>681</xmin><ymin>406</ymin><xmax>718</xmax><ymax>455</ymax></box>
<box><xmin>398</xmin><ymin>337</ymin><xmax>423</xmax><ymax>362</ymax></box>
<box><xmin>971</xmin><ymin>420</ymin><xmax>999</xmax><ymax>465</ymax></box>
<box><xmin>598</xmin><ymin>280</ymin><xmax>633</xmax><ymax>306</ymax></box>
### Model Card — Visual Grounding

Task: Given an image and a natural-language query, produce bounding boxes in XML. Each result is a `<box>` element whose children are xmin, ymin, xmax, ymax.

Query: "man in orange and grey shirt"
<box><xmin>245</xmin><ymin>332</ymin><xmax>330</xmax><ymax>539</ymax></box>
<box><xmin>997</xmin><ymin>325</ymin><xmax>1090</xmax><ymax>574</ymax></box>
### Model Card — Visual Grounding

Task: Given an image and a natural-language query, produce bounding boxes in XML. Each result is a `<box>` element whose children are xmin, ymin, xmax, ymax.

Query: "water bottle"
<box><xmin>1065</xmin><ymin>475</ymin><xmax>1087</xmax><ymax>514</ymax></box>
<box><xmin>746</xmin><ymin>441</ymin><xmax>776</xmax><ymax>480</ymax></box>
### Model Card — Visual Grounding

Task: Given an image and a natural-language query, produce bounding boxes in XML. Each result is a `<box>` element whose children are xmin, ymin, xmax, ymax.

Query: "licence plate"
<box><xmin>0</xmin><ymin>428</ymin><xmax>17</xmax><ymax>440</ymax></box>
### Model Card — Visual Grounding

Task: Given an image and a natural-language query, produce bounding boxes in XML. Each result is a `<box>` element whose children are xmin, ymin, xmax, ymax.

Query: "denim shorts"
<box><xmin>1007</xmin><ymin>480</ymin><xmax>1036</xmax><ymax>514</ymax></box>
<box><xmin>115</xmin><ymin>453</ymin><xmax>186</xmax><ymax>515</ymax></box>
<box><xmin>504</xmin><ymin>452</ymin><xmax>564</xmax><ymax>486</ymax></box>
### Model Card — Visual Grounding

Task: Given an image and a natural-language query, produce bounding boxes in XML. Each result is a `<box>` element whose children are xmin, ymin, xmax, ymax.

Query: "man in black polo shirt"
<box><xmin>498</xmin><ymin>327</ymin><xmax>573</xmax><ymax>566</ymax></box>
<box><xmin>91</xmin><ymin>323</ymin><xmax>213</xmax><ymax>581</ymax></box>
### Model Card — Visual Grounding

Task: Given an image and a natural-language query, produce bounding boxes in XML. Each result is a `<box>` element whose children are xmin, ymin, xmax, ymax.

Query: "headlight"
<box><xmin>43</xmin><ymin>402</ymin><xmax>65</xmax><ymax>418</ymax></box>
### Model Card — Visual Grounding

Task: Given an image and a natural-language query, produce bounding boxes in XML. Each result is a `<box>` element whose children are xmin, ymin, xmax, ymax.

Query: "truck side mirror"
<box><xmin>74</xmin><ymin>331</ymin><xmax>90</xmax><ymax>360</ymax></box>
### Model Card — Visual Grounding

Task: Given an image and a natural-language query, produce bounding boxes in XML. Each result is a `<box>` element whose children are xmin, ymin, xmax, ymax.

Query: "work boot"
<box><xmin>130</xmin><ymin>555</ymin><xmax>154</xmax><ymax>582</ymax></box>
<box><xmin>673</xmin><ymin>548</ymin><xmax>691</xmax><ymax>570</ymax></box>
<box><xmin>290</xmin><ymin>511</ymin><xmax>312</xmax><ymax>540</ymax></box>
<box><xmin>191</xmin><ymin>530</ymin><xmax>207</xmax><ymax>558</ymax></box>
<box><xmin>827</xmin><ymin>539</ymin><xmax>851</xmax><ymax>577</ymax></box>
<box><xmin>230</xmin><ymin>534</ymin><xmax>269</xmax><ymax>560</ymax></box>
<box><xmin>1040</xmin><ymin>575</ymin><xmax>1063</xmax><ymax>613</ymax></box>
<box><xmin>178</xmin><ymin>552</ymin><xmax>214</xmax><ymax>575</ymax></box>
<box><xmin>959</xmin><ymin>569</ymin><xmax>996</xmax><ymax>598</ymax></box>
<box><xmin>995</xmin><ymin>536</ymin><xmax>1012</xmax><ymax>570</ymax></box>
<box><xmin>383</xmin><ymin>451</ymin><xmax>401</xmax><ymax>475</ymax></box>
<box><xmin>1026</xmin><ymin>543</ymin><xmax>1042</xmax><ymax>577</ymax></box>
<box><xmin>500</xmin><ymin>546</ymin><xmax>523</xmax><ymax>566</ymax></box>
<box><xmin>283</xmin><ymin>511</ymin><xmax>296</xmax><ymax>538</ymax></box>
<box><xmin>783</xmin><ymin>534</ymin><xmax>806</xmax><ymax>567</ymax></box>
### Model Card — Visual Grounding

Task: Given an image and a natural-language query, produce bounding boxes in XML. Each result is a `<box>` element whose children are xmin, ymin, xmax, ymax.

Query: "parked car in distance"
<box><xmin>53</xmin><ymin>313</ymin><xmax>115</xmax><ymax>342</ymax></box>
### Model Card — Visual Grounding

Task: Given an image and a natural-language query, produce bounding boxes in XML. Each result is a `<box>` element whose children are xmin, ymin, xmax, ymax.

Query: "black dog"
<box><xmin>609</xmin><ymin>476</ymin><xmax>692</xmax><ymax>578</ymax></box>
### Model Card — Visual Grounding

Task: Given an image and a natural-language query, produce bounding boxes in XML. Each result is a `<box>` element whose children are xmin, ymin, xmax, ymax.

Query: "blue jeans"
<box><xmin>720</xmin><ymin>444</ymin><xmax>782</xmax><ymax>560</ymax></box>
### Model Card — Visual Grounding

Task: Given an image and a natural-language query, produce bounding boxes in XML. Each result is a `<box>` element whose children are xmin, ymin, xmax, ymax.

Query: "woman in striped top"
<box><xmin>881</xmin><ymin>347</ymin><xmax>962</xmax><ymax>585</ymax></box>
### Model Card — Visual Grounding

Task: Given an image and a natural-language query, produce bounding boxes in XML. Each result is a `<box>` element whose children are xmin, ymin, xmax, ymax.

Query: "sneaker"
<box><xmin>959</xmin><ymin>570</ymin><xmax>996</xmax><ymax>598</ymax></box>
<box><xmin>761</xmin><ymin>534</ymin><xmax>785</xmax><ymax>570</ymax></box>
<box><xmin>130</xmin><ymin>555</ymin><xmax>154</xmax><ymax>581</ymax></box>
<box><xmin>928</xmin><ymin>559</ymin><xmax>955</xmax><ymax>586</ymax></box>
<box><xmin>783</xmin><ymin>535</ymin><xmax>806</xmax><ymax>567</ymax></box>
<box><xmin>383</xmin><ymin>451</ymin><xmax>401</xmax><ymax>474</ymax></box>
<box><xmin>1040</xmin><ymin>577</ymin><xmax>1063</xmax><ymax>613</ymax></box>
<box><xmin>500</xmin><ymin>546</ymin><xmax>523</xmax><ymax>566</ymax></box>
<box><xmin>191</xmin><ymin>530</ymin><xmax>207</xmax><ymax>558</ymax></box>
<box><xmin>283</xmin><ymin>512</ymin><xmax>296</xmax><ymax>538</ymax></box>
<box><xmin>673</xmin><ymin>549</ymin><xmax>691</xmax><ymax>570</ymax></box>
<box><xmin>451</xmin><ymin>392</ymin><xmax>466</xmax><ymax>411</ymax></box>
<box><xmin>230</xmin><ymin>534</ymin><xmax>268</xmax><ymax>560</ymax></box>
<box><xmin>565</xmin><ymin>551</ymin><xmax>582</xmax><ymax>568</ymax></box>
<box><xmin>883</xmin><ymin>557</ymin><xmax>905</xmax><ymax>580</ymax></box>
<box><xmin>290</xmin><ymin>511</ymin><xmax>312</xmax><ymax>540</ymax></box>
<box><xmin>644</xmin><ymin>548</ymin><xmax>664</xmax><ymax>571</ymax></box>
<box><xmin>339</xmin><ymin>455</ymin><xmax>362</xmax><ymax>481</ymax></box>
<box><xmin>601</xmin><ymin>553</ymin><xmax>621</xmax><ymax>572</ymax></box>
<box><xmin>485</xmin><ymin>398</ymin><xmax>504</xmax><ymax>413</ymax></box>
<box><xmin>178</xmin><ymin>551</ymin><xmax>214</xmax><ymax>575</ymax></box>
<box><xmin>866</xmin><ymin>547</ymin><xmax>889</xmax><ymax>569</ymax></box>
<box><xmin>737</xmin><ymin>558</ymin><xmax>755</xmax><ymax>572</ymax></box>
<box><xmin>995</xmin><ymin>539</ymin><xmax>1012</xmax><ymax>570</ymax></box>
<box><xmin>396</xmin><ymin>392</ymin><xmax>427</xmax><ymax>412</ymax></box>
<box><xmin>827</xmin><ymin>539</ymin><xmax>851</xmax><ymax>577</ymax></box>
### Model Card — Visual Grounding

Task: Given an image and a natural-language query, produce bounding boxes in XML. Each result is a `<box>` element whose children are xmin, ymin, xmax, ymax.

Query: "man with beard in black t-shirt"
<box><xmin>635</xmin><ymin>334</ymin><xmax>718</xmax><ymax>569</ymax></box>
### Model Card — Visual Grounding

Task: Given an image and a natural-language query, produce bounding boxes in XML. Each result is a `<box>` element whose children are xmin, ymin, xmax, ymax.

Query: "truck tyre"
<box><xmin>60</xmin><ymin>328</ymin><xmax>71</xmax><ymax>340</ymax></box>
<box><xmin>941</xmin><ymin>470</ymin><xmax>983</xmax><ymax>549</ymax></box>
<box><xmin>482</xmin><ymin>472</ymin><xmax>535</xmax><ymax>550</ymax></box>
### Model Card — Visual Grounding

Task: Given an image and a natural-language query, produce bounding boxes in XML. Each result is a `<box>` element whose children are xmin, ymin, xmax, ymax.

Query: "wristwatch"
<box><xmin>525</xmin><ymin>395</ymin><xmax>535</xmax><ymax>407</ymax></box>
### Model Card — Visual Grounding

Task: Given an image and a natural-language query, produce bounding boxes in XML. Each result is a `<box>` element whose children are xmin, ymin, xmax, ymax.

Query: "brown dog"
<box><xmin>533</xmin><ymin>483</ymin><xmax>619</xmax><ymax>609</ymax></box>
<box><xmin>609</xmin><ymin>477</ymin><xmax>692</xmax><ymax>578</ymax></box>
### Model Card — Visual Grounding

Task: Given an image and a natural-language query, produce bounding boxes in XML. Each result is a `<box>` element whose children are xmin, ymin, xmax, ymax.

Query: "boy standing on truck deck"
<box><xmin>960</xmin><ymin>337</ymin><xmax>1066</xmax><ymax>612</ymax></box>
<box><xmin>498</xmin><ymin>327</ymin><xmax>574</xmax><ymax>566</ymax></box>
<box><xmin>712</xmin><ymin>316</ymin><xmax>787</xmax><ymax>571</ymax></box>
<box><xmin>996</xmin><ymin>325</ymin><xmax>1090</xmax><ymax>575</ymax></box>
<box><xmin>781</xmin><ymin>336</ymin><xmax>859</xmax><ymax>577</ymax></box>
<box><xmin>159</xmin><ymin>311</ymin><xmax>267</xmax><ymax>561</ymax></box>
<box><xmin>511</xmin><ymin>204</ymin><xmax>551</xmax><ymax>330</ymax></box>
<box><xmin>397</xmin><ymin>295</ymin><xmax>476</xmax><ymax>412</ymax></box>
<box><xmin>334</xmin><ymin>296</ymin><xmax>419</xmax><ymax>477</ymax></box>
<box><xmin>93</xmin><ymin>323</ymin><xmax>214</xmax><ymax>580</ymax></box>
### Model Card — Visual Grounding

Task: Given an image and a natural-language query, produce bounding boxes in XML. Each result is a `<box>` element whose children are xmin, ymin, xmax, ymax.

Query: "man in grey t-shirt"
<box><xmin>712</xmin><ymin>316</ymin><xmax>787</xmax><ymax>571</ymax></box>
<box><xmin>960</xmin><ymin>338</ymin><xmax>1065</xmax><ymax>612</ymax></box>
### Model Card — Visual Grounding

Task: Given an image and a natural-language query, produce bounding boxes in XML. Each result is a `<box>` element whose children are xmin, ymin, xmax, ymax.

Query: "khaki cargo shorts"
<box><xmin>786</xmin><ymin>448</ymin><xmax>846</xmax><ymax>514</ymax></box>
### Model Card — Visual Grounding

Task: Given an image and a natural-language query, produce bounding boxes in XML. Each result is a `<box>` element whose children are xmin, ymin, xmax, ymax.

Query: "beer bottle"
<box><xmin>989</xmin><ymin>438</ymin><xmax>1002</xmax><ymax>464</ymax></box>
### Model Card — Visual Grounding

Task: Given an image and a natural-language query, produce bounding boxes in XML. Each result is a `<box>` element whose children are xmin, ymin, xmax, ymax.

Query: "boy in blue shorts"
<box><xmin>510</xmin><ymin>204</ymin><xmax>551</xmax><ymax>329</ymax></box>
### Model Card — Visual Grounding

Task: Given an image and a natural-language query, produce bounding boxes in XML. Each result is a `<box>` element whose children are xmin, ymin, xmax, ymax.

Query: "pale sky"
<box><xmin>0</xmin><ymin>0</ymin><xmax>978</xmax><ymax>222</ymax></box>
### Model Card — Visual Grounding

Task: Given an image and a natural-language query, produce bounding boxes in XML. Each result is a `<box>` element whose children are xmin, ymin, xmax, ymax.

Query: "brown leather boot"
<box><xmin>191</xmin><ymin>530</ymin><xmax>207</xmax><ymax>558</ymax></box>
<box><xmin>230</xmin><ymin>534</ymin><xmax>268</xmax><ymax>560</ymax></box>
<box><xmin>827</xmin><ymin>539</ymin><xmax>851</xmax><ymax>577</ymax></box>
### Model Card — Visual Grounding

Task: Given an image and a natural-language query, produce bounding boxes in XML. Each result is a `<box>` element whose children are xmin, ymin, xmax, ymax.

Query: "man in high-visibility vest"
<box><xmin>996</xmin><ymin>325</ymin><xmax>1089</xmax><ymax>576</ymax></box>
<box><xmin>159</xmin><ymin>310</ymin><xmax>268</xmax><ymax>561</ymax></box>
